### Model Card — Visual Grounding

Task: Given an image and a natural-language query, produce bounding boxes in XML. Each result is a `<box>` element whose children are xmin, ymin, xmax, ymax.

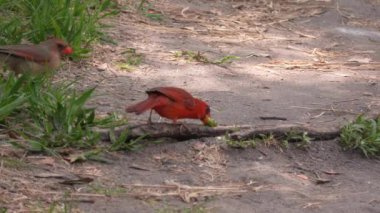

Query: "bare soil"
<box><xmin>1</xmin><ymin>0</ymin><xmax>380</xmax><ymax>212</ymax></box>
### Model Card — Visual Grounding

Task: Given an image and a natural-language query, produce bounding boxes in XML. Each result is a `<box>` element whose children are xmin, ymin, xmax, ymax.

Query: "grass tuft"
<box><xmin>0</xmin><ymin>73</ymin><xmax>28</xmax><ymax>121</ymax></box>
<box><xmin>0</xmin><ymin>0</ymin><xmax>119</xmax><ymax>58</ymax></box>
<box><xmin>0</xmin><ymin>74</ymin><xmax>127</xmax><ymax>154</ymax></box>
<box><xmin>173</xmin><ymin>50</ymin><xmax>240</xmax><ymax>65</ymax></box>
<box><xmin>137</xmin><ymin>0</ymin><xmax>164</xmax><ymax>21</ymax></box>
<box><xmin>109</xmin><ymin>128</ymin><xmax>144</xmax><ymax>151</ymax></box>
<box><xmin>340</xmin><ymin>115</ymin><xmax>380</xmax><ymax>157</ymax></box>
<box><xmin>284</xmin><ymin>131</ymin><xmax>311</xmax><ymax>149</ymax></box>
<box><xmin>225</xmin><ymin>131</ymin><xmax>310</xmax><ymax>151</ymax></box>
<box><xmin>1</xmin><ymin>157</ymin><xmax>28</xmax><ymax>170</ymax></box>
<box><xmin>88</xmin><ymin>183</ymin><xmax>127</xmax><ymax>196</ymax></box>
<box><xmin>117</xmin><ymin>48</ymin><xmax>144</xmax><ymax>71</ymax></box>
<box><xmin>225</xmin><ymin>138</ymin><xmax>256</xmax><ymax>149</ymax></box>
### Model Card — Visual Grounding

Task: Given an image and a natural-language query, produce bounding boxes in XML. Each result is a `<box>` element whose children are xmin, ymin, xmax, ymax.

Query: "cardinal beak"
<box><xmin>202</xmin><ymin>115</ymin><xmax>217</xmax><ymax>127</ymax></box>
<box><xmin>62</xmin><ymin>46</ymin><xmax>73</xmax><ymax>55</ymax></box>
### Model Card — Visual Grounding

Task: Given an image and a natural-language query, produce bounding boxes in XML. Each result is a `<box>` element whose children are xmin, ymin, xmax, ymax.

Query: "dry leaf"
<box><xmin>192</xmin><ymin>142</ymin><xmax>206</xmax><ymax>151</ymax></box>
<box><xmin>97</xmin><ymin>63</ymin><xmax>108</xmax><ymax>71</ymax></box>
<box><xmin>348</xmin><ymin>56</ymin><xmax>371</xmax><ymax>63</ymax></box>
<box><xmin>59</xmin><ymin>177</ymin><xmax>94</xmax><ymax>185</ymax></box>
<box><xmin>181</xmin><ymin>26</ymin><xmax>195</xmax><ymax>31</ymax></box>
<box><xmin>296</xmin><ymin>174</ymin><xmax>309</xmax><ymax>180</ymax></box>
<box><xmin>35</xmin><ymin>172</ymin><xmax>69</xmax><ymax>179</ymax></box>
<box><xmin>322</xmin><ymin>170</ymin><xmax>341</xmax><ymax>175</ymax></box>
<box><xmin>315</xmin><ymin>178</ymin><xmax>331</xmax><ymax>184</ymax></box>
<box><xmin>246</xmin><ymin>52</ymin><xmax>271</xmax><ymax>58</ymax></box>
<box><xmin>129</xmin><ymin>163</ymin><xmax>152</xmax><ymax>171</ymax></box>
<box><xmin>35</xmin><ymin>157</ymin><xmax>55</xmax><ymax>166</ymax></box>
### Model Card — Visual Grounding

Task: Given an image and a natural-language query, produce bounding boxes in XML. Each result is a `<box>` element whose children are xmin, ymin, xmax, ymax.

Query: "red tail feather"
<box><xmin>126</xmin><ymin>98</ymin><xmax>158</xmax><ymax>115</ymax></box>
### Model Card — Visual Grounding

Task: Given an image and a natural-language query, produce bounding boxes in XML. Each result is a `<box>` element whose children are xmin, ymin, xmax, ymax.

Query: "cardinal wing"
<box><xmin>0</xmin><ymin>45</ymin><xmax>50</xmax><ymax>63</ymax></box>
<box><xmin>147</xmin><ymin>87</ymin><xmax>196</xmax><ymax>109</ymax></box>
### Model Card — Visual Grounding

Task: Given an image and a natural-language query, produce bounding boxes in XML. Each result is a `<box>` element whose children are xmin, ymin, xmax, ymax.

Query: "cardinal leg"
<box><xmin>147</xmin><ymin>110</ymin><xmax>153</xmax><ymax>124</ymax></box>
<box><xmin>175</xmin><ymin>120</ymin><xmax>191</xmax><ymax>135</ymax></box>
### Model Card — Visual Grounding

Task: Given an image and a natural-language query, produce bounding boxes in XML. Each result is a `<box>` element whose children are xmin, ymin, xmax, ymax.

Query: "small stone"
<box><xmin>98</xmin><ymin>63</ymin><xmax>108</xmax><ymax>71</ymax></box>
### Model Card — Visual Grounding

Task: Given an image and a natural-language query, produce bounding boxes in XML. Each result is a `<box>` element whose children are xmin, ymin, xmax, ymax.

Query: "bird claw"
<box><xmin>147</xmin><ymin>110</ymin><xmax>154</xmax><ymax>125</ymax></box>
<box><xmin>178</xmin><ymin>122</ymin><xmax>191</xmax><ymax>135</ymax></box>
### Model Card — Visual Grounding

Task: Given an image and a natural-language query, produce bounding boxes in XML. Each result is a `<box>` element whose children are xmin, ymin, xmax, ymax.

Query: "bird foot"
<box><xmin>178</xmin><ymin>123</ymin><xmax>191</xmax><ymax>135</ymax></box>
<box><xmin>147</xmin><ymin>119</ymin><xmax>153</xmax><ymax>125</ymax></box>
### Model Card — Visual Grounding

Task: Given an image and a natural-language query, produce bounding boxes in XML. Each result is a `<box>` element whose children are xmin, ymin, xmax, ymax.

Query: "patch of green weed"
<box><xmin>173</xmin><ymin>51</ymin><xmax>239</xmax><ymax>65</ymax></box>
<box><xmin>1</xmin><ymin>157</ymin><xmax>28</xmax><ymax>170</ymax></box>
<box><xmin>225</xmin><ymin>138</ymin><xmax>256</xmax><ymax>149</ymax></box>
<box><xmin>109</xmin><ymin>128</ymin><xmax>144</xmax><ymax>151</ymax></box>
<box><xmin>173</xmin><ymin>51</ymin><xmax>210</xmax><ymax>63</ymax></box>
<box><xmin>117</xmin><ymin>48</ymin><xmax>144</xmax><ymax>71</ymax></box>
<box><xmin>214</xmin><ymin>55</ymin><xmax>240</xmax><ymax>65</ymax></box>
<box><xmin>0</xmin><ymin>73</ymin><xmax>28</xmax><ymax>121</ymax></box>
<box><xmin>137</xmin><ymin>0</ymin><xmax>164</xmax><ymax>21</ymax></box>
<box><xmin>88</xmin><ymin>183</ymin><xmax>127</xmax><ymax>196</ymax></box>
<box><xmin>156</xmin><ymin>205</ymin><xmax>209</xmax><ymax>213</ymax></box>
<box><xmin>340</xmin><ymin>115</ymin><xmax>380</xmax><ymax>157</ymax></box>
<box><xmin>284</xmin><ymin>131</ymin><xmax>311</xmax><ymax>149</ymax></box>
<box><xmin>0</xmin><ymin>74</ymin><xmax>124</xmax><ymax>155</ymax></box>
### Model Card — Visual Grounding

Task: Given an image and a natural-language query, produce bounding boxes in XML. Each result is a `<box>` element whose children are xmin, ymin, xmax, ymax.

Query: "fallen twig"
<box><xmin>322</xmin><ymin>170</ymin><xmax>341</xmax><ymax>175</ymax></box>
<box><xmin>61</xmin><ymin>198</ymin><xmax>95</xmax><ymax>203</ymax></box>
<box><xmin>229</xmin><ymin>124</ymin><xmax>340</xmax><ymax>141</ymax></box>
<box><xmin>129</xmin><ymin>163</ymin><xmax>152</xmax><ymax>171</ymax></box>
<box><xmin>315</xmin><ymin>178</ymin><xmax>332</xmax><ymax>184</ymax></box>
<box><xmin>99</xmin><ymin>123</ymin><xmax>341</xmax><ymax>142</ymax></box>
<box><xmin>99</xmin><ymin>123</ymin><xmax>248</xmax><ymax>141</ymax></box>
<box><xmin>289</xmin><ymin>106</ymin><xmax>357</xmax><ymax>115</ymax></box>
<box><xmin>28</xmin><ymin>189</ymin><xmax>108</xmax><ymax>198</ymax></box>
<box><xmin>260</xmin><ymin>116</ymin><xmax>287</xmax><ymax>121</ymax></box>
<box><xmin>123</xmin><ymin>180</ymin><xmax>250</xmax><ymax>203</ymax></box>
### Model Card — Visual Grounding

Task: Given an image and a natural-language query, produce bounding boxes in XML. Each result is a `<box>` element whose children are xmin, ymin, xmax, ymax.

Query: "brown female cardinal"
<box><xmin>126</xmin><ymin>87</ymin><xmax>217</xmax><ymax>127</ymax></box>
<box><xmin>0</xmin><ymin>38</ymin><xmax>73</xmax><ymax>74</ymax></box>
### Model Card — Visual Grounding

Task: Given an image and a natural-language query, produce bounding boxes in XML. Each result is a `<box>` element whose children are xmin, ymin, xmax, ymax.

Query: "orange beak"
<box><xmin>201</xmin><ymin>115</ymin><xmax>217</xmax><ymax>127</ymax></box>
<box><xmin>62</xmin><ymin>47</ymin><xmax>73</xmax><ymax>55</ymax></box>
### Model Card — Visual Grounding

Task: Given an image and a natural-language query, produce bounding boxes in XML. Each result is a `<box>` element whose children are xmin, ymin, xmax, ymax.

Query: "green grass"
<box><xmin>1</xmin><ymin>157</ymin><xmax>28</xmax><ymax>170</ymax></box>
<box><xmin>173</xmin><ymin>51</ymin><xmax>210</xmax><ymax>63</ymax></box>
<box><xmin>13</xmin><ymin>77</ymin><xmax>102</xmax><ymax>152</ymax></box>
<box><xmin>214</xmin><ymin>55</ymin><xmax>240</xmax><ymax>65</ymax></box>
<box><xmin>225</xmin><ymin>131</ymin><xmax>310</xmax><ymax>151</ymax></box>
<box><xmin>109</xmin><ymin>128</ymin><xmax>145</xmax><ymax>151</ymax></box>
<box><xmin>88</xmin><ymin>183</ymin><xmax>127</xmax><ymax>196</ymax></box>
<box><xmin>0</xmin><ymin>0</ymin><xmax>119</xmax><ymax>58</ymax></box>
<box><xmin>137</xmin><ymin>0</ymin><xmax>164</xmax><ymax>21</ymax></box>
<box><xmin>283</xmin><ymin>131</ymin><xmax>311</xmax><ymax>149</ymax></box>
<box><xmin>0</xmin><ymin>74</ymin><xmax>28</xmax><ymax>121</ymax></box>
<box><xmin>340</xmin><ymin>115</ymin><xmax>380</xmax><ymax>157</ymax></box>
<box><xmin>156</xmin><ymin>205</ymin><xmax>209</xmax><ymax>213</ymax></box>
<box><xmin>47</xmin><ymin>202</ymin><xmax>73</xmax><ymax>213</ymax></box>
<box><xmin>173</xmin><ymin>51</ymin><xmax>240</xmax><ymax>65</ymax></box>
<box><xmin>225</xmin><ymin>138</ymin><xmax>256</xmax><ymax>149</ymax></box>
<box><xmin>46</xmin><ymin>192</ymin><xmax>76</xmax><ymax>213</ymax></box>
<box><xmin>0</xmin><ymin>74</ymin><xmax>130</xmax><ymax>155</ymax></box>
<box><xmin>117</xmin><ymin>48</ymin><xmax>144</xmax><ymax>71</ymax></box>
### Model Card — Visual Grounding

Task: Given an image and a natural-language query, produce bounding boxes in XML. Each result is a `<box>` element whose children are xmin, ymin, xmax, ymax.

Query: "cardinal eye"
<box><xmin>57</xmin><ymin>43</ymin><xmax>65</xmax><ymax>49</ymax></box>
<box><xmin>206</xmin><ymin>106</ymin><xmax>210</xmax><ymax>114</ymax></box>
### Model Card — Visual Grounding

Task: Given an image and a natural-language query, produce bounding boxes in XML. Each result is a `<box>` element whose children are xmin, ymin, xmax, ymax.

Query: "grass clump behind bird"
<box><xmin>0</xmin><ymin>0</ymin><xmax>119</xmax><ymax>58</ymax></box>
<box><xmin>0</xmin><ymin>74</ymin><xmax>127</xmax><ymax>154</ymax></box>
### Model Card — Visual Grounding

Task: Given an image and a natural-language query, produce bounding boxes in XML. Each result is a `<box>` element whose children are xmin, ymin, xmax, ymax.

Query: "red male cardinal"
<box><xmin>126</xmin><ymin>87</ymin><xmax>217</xmax><ymax>127</ymax></box>
<box><xmin>0</xmin><ymin>38</ymin><xmax>73</xmax><ymax>74</ymax></box>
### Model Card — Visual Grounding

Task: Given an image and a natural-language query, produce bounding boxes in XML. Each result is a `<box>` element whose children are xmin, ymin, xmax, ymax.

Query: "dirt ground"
<box><xmin>1</xmin><ymin>0</ymin><xmax>380</xmax><ymax>212</ymax></box>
